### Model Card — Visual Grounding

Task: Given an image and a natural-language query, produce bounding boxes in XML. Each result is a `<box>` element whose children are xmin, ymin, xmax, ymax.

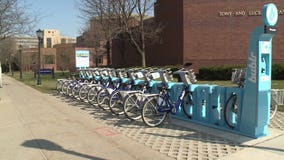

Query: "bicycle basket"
<box><xmin>271</xmin><ymin>89</ymin><xmax>284</xmax><ymax>105</ymax></box>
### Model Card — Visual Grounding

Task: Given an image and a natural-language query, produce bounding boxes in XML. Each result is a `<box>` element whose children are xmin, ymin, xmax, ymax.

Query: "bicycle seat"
<box><xmin>157</xmin><ymin>85</ymin><xmax>170</xmax><ymax>91</ymax></box>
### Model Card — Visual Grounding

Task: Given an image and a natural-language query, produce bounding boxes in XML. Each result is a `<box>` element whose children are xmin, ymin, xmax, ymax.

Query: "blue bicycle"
<box><xmin>123</xmin><ymin>70</ymin><xmax>160</xmax><ymax>120</ymax></box>
<box><xmin>108</xmin><ymin>69</ymin><xmax>143</xmax><ymax>115</ymax></box>
<box><xmin>141</xmin><ymin>69</ymin><xmax>195</xmax><ymax>127</ymax></box>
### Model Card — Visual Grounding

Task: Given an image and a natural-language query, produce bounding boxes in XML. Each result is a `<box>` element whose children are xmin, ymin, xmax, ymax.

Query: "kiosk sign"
<box><xmin>75</xmin><ymin>50</ymin><xmax>90</xmax><ymax>68</ymax></box>
<box><xmin>262</xmin><ymin>3</ymin><xmax>278</xmax><ymax>26</ymax></box>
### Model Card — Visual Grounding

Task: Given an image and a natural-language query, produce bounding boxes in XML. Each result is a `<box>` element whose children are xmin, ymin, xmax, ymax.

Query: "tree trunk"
<box><xmin>128</xmin><ymin>33</ymin><xmax>146</xmax><ymax>68</ymax></box>
<box><xmin>8</xmin><ymin>62</ymin><xmax>12</xmax><ymax>73</ymax></box>
<box><xmin>9</xmin><ymin>62</ymin><xmax>13</xmax><ymax>76</ymax></box>
<box><xmin>141</xmin><ymin>51</ymin><xmax>146</xmax><ymax>67</ymax></box>
<box><xmin>140</xmin><ymin>34</ymin><xmax>146</xmax><ymax>67</ymax></box>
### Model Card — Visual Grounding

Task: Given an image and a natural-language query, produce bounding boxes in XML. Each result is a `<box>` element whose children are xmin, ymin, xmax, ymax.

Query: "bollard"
<box><xmin>0</xmin><ymin>62</ymin><xmax>2</xmax><ymax>88</ymax></box>
<box><xmin>52</xmin><ymin>67</ymin><xmax>55</xmax><ymax>78</ymax></box>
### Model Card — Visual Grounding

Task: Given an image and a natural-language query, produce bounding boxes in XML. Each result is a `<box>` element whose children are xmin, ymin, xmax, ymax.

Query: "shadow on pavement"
<box><xmin>241</xmin><ymin>144</ymin><xmax>284</xmax><ymax>153</ymax></box>
<box><xmin>22</xmin><ymin>139</ymin><xmax>106</xmax><ymax>160</ymax></box>
<box><xmin>52</xmin><ymin>92</ymin><xmax>246</xmax><ymax>159</ymax></box>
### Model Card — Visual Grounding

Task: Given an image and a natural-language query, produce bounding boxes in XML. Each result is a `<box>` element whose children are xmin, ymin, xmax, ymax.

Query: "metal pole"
<box><xmin>37</xmin><ymin>39</ymin><xmax>42</xmax><ymax>85</ymax></box>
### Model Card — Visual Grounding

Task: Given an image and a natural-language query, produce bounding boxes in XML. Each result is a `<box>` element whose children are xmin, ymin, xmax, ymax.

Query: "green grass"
<box><xmin>272</xmin><ymin>80</ymin><xmax>284</xmax><ymax>89</ymax></box>
<box><xmin>9</xmin><ymin>71</ymin><xmax>70</xmax><ymax>94</ymax></box>
<box><xmin>197</xmin><ymin>80</ymin><xmax>284</xmax><ymax>89</ymax></box>
<box><xmin>197</xmin><ymin>80</ymin><xmax>235</xmax><ymax>87</ymax></box>
<box><xmin>8</xmin><ymin>72</ymin><xmax>284</xmax><ymax>92</ymax></box>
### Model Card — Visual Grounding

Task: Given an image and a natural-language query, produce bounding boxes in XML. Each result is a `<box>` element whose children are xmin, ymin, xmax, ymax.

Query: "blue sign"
<box><xmin>262</xmin><ymin>3</ymin><xmax>278</xmax><ymax>26</ymax></box>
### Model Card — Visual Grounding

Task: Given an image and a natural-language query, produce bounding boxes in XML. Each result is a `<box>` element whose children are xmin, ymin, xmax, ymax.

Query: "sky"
<box><xmin>23</xmin><ymin>0</ymin><xmax>82</xmax><ymax>38</ymax></box>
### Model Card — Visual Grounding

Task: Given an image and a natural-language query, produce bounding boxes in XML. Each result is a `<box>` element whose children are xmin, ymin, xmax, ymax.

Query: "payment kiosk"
<box><xmin>171</xmin><ymin>3</ymin><xmax>278</xmax><ymax>138</ymax></box>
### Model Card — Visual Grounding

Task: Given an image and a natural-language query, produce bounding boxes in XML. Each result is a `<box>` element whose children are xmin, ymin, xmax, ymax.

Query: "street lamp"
<box><xmin>19</xmin><ymin>43</ymin><xmax>23</xmax><ymax>80</ymax></box>
<box><xmin>36</xmin><ymin>29</ymin><xmax>43</xmax><ymax>85</ymax></box>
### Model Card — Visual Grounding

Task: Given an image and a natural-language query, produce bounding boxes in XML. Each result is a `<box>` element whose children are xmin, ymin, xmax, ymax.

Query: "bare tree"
<box><xmin>78</xmin><ymin>0</ymin><xmax>162</xmax><ymax>67</ymax></box>
<box><xmin>58</xmin><ymin>54</ymin><xmax>71</xmax><ymax>75</ymax></box>
<box><xmin>0</xmin><ymin>0</ymin><xmax>37</xmax><ymax>64</ymax></box>
<box><xmin>79</xmin><ymin>0</ymin><xmax>121</xmax><ymax>66</ymax></box>
<box><xmin>0</xmin><ymin>0</ymin><xmax>35</xmax><ymax>39</ymax></box>
<box><xmin>116</xmin><ymin>0</ymin><xmax>160</xmax><ymax>67</ymax></box>
<box><xmin>0</xmin><ymin>38</ymin><xmax>17</xmax><ymax>73</ymax></box>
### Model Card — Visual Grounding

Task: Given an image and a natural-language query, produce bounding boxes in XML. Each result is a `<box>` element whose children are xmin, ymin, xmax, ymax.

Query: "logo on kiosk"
<box><xmin>248</xmin><ymin>52</ymin><xmax>257</xmax><ymax>83</ymax></box>
<box><xmin>260</xmin><ymin>41</ymin><xmax>271</xmax><ymax>54</ymax></box>
<box><xmin>262</xmin><ymin>3</ymin><xmax>278</xmax><ymax>26</ymax></box>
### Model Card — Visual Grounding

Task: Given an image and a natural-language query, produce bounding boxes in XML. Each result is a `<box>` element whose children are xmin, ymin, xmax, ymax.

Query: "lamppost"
<box><xmin>36</xmin><ymin>29</ymin><xmax>43</xmax><ymax>85</ymax></box>
<box><xmin>19</xmin><ymin>43</ymin><xmax>23</xmax><ymax>80</ymax></box>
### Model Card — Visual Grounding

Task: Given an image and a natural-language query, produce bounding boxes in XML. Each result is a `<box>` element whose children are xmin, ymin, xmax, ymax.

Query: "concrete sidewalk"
<box><xmin>0</xmin><ymin>75</ymin><xmax>173</xmax><ymax>160</ymax></box>
<box><xmin>0</xmin><ymin>74</ymin><xmax>283</xmax><ymax>160</ymax></box>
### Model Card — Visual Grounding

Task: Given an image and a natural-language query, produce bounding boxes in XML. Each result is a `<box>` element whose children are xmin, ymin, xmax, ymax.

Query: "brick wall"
<box><xmin>55</xmin><ymin>44</ymin><xmax>76</xmax><ymax>71</ymax></box>
<box><xmin>41</xmin><ymin>48</ymin><xmax>57</xmax><ymax>70</ymax></box>
<box><xmin>183</xmin><ymin>0</ymin><xmax>284</xmax><ymax>70</ymax></box>
<box><xmin>111</xmin><ymin>0</ymin><xmax>284</xmax><ymax>69</ymax></box>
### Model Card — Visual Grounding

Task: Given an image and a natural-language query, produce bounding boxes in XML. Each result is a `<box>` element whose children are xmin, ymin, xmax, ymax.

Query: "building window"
<box><xmin>44</xmin><ymin>55</ymin><xmax>55</xmax><ymax>64</ymax></box>
<box><xmin>61</xmin><ymin>38</ymin><xmax>66</xmax><ymax>44</ymax></box>
<box><xmin>97</xmin><ymin>56</ymin><xmax>103</xmax><ymax>64</ymax></box>
<box><xmin>94</xmin><ymin>55</ymin><xmax>103</xmax><ymax>64</ymax></box>
<box><xmin>47</xmin><ymin>38</ymin><xmax>52</xmax><ymax>48</ymax></box>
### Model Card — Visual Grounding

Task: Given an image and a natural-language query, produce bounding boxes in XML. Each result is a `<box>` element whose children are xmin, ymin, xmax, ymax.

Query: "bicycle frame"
<box><xmin>157</xmin><ymin>85</ymin><xmax>189</xmax><ymax>113</ymax></box>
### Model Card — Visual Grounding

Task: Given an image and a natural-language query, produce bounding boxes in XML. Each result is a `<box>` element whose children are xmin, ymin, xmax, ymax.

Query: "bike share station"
<box><xmin>165</xmin><ymin>3</ymin><xmax>279</xmax><ymax>138</ymax></box>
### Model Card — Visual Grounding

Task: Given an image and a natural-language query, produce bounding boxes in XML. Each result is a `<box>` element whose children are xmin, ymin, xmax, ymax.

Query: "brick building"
<box><xmin>43</xmin><ymin>29</ymin><xmax>76</xmax><ymax>48</ymax></box>
<box><xmin>55</xmin><ymin>44</ymin><xmax>75</xmax><ymax>71</ymax></box>
<box><xmin>55</xmin><ymin>44</ymin><xmax>107</xmax><ymax>71</ymax></box>
<box><xmin>112</xmin><ymin>0</ymin><xmax>284</xmax><ymax>70</ymax></box>
<box><xmin>41</xmin><ymin>48</ymin><xmax>57</xmax><ymax>70</ymax></box>
<box><xmin>76</xmin><ymin>19</ymin><xmax>110</xmax><ymax>66</ymax></box>
<box><xmin>13</xmin><ymin>29</ymin><xmax>76</xmax><ymax>72</ymax></box>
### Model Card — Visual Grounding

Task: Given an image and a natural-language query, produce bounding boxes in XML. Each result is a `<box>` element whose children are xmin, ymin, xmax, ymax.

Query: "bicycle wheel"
<box><xmin>141</xmin><ymin>96</ymin><xmax>168</xmax><ymax>127</ymax></box>
<box><xmin>270</xmin><ymin>105</ymin><xmax>278</xmax><ymax>120</ymax></box>
<box><xmin>97</xmin><ymin>88</ymin><xmax>110</xmax><ymax>110</ymax></box>
<box><xmin>124</xmin><ymin>94</ymin><xmax>142</xmax><ymax>120</ymax></box>
<box><xmin>87</xmin><ymin>86</ymin><xmax>98</xmax><ymax>105</ymax></box>
<box><xmin>224</xmin><ymin>93</ymin><xmax>238</xmax><ymax>129</ymax></box>
<box><xmin>56</xmin><ymin>80</ymin><xmax>64</xmax><ymax>93</ymax></box>
<box><xmin>61</xmin><ymin>82</ymin><xmax>69</xmax><ymax>95</ymax></box>
<box><xmin>182</xmin><ymin>92</ymin><xmax>194</xmax><ymax>119</ymax></box>
<box><xmin>67</xmin><ymin>84</ymin><xmax>74</xmax><ymax>97</ymax></box>
<box><xmin>109</xmin><ymin>91</ymin><xmax>124</xmax><ymax>115</ymax></box>
<box><xmin>79</xmin><ymin>84</ymin><xmax>89</xmax><ymax>102</ymax></box>
<box><xmin>71</xmin><ymin>84</ymin><xmax>80</xmax><ymax>99</ymax></box>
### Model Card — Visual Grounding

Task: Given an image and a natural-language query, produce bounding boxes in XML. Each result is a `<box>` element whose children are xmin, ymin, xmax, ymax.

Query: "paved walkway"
<box><xmin>0</xmin><ymin>75</ymin><xmax>173</xmax><ymax>160</ymax></box>
<box><xmin>0</xmin><ymin>74</ymin><xmax>283</xmax><ymax>160</ymax></box>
